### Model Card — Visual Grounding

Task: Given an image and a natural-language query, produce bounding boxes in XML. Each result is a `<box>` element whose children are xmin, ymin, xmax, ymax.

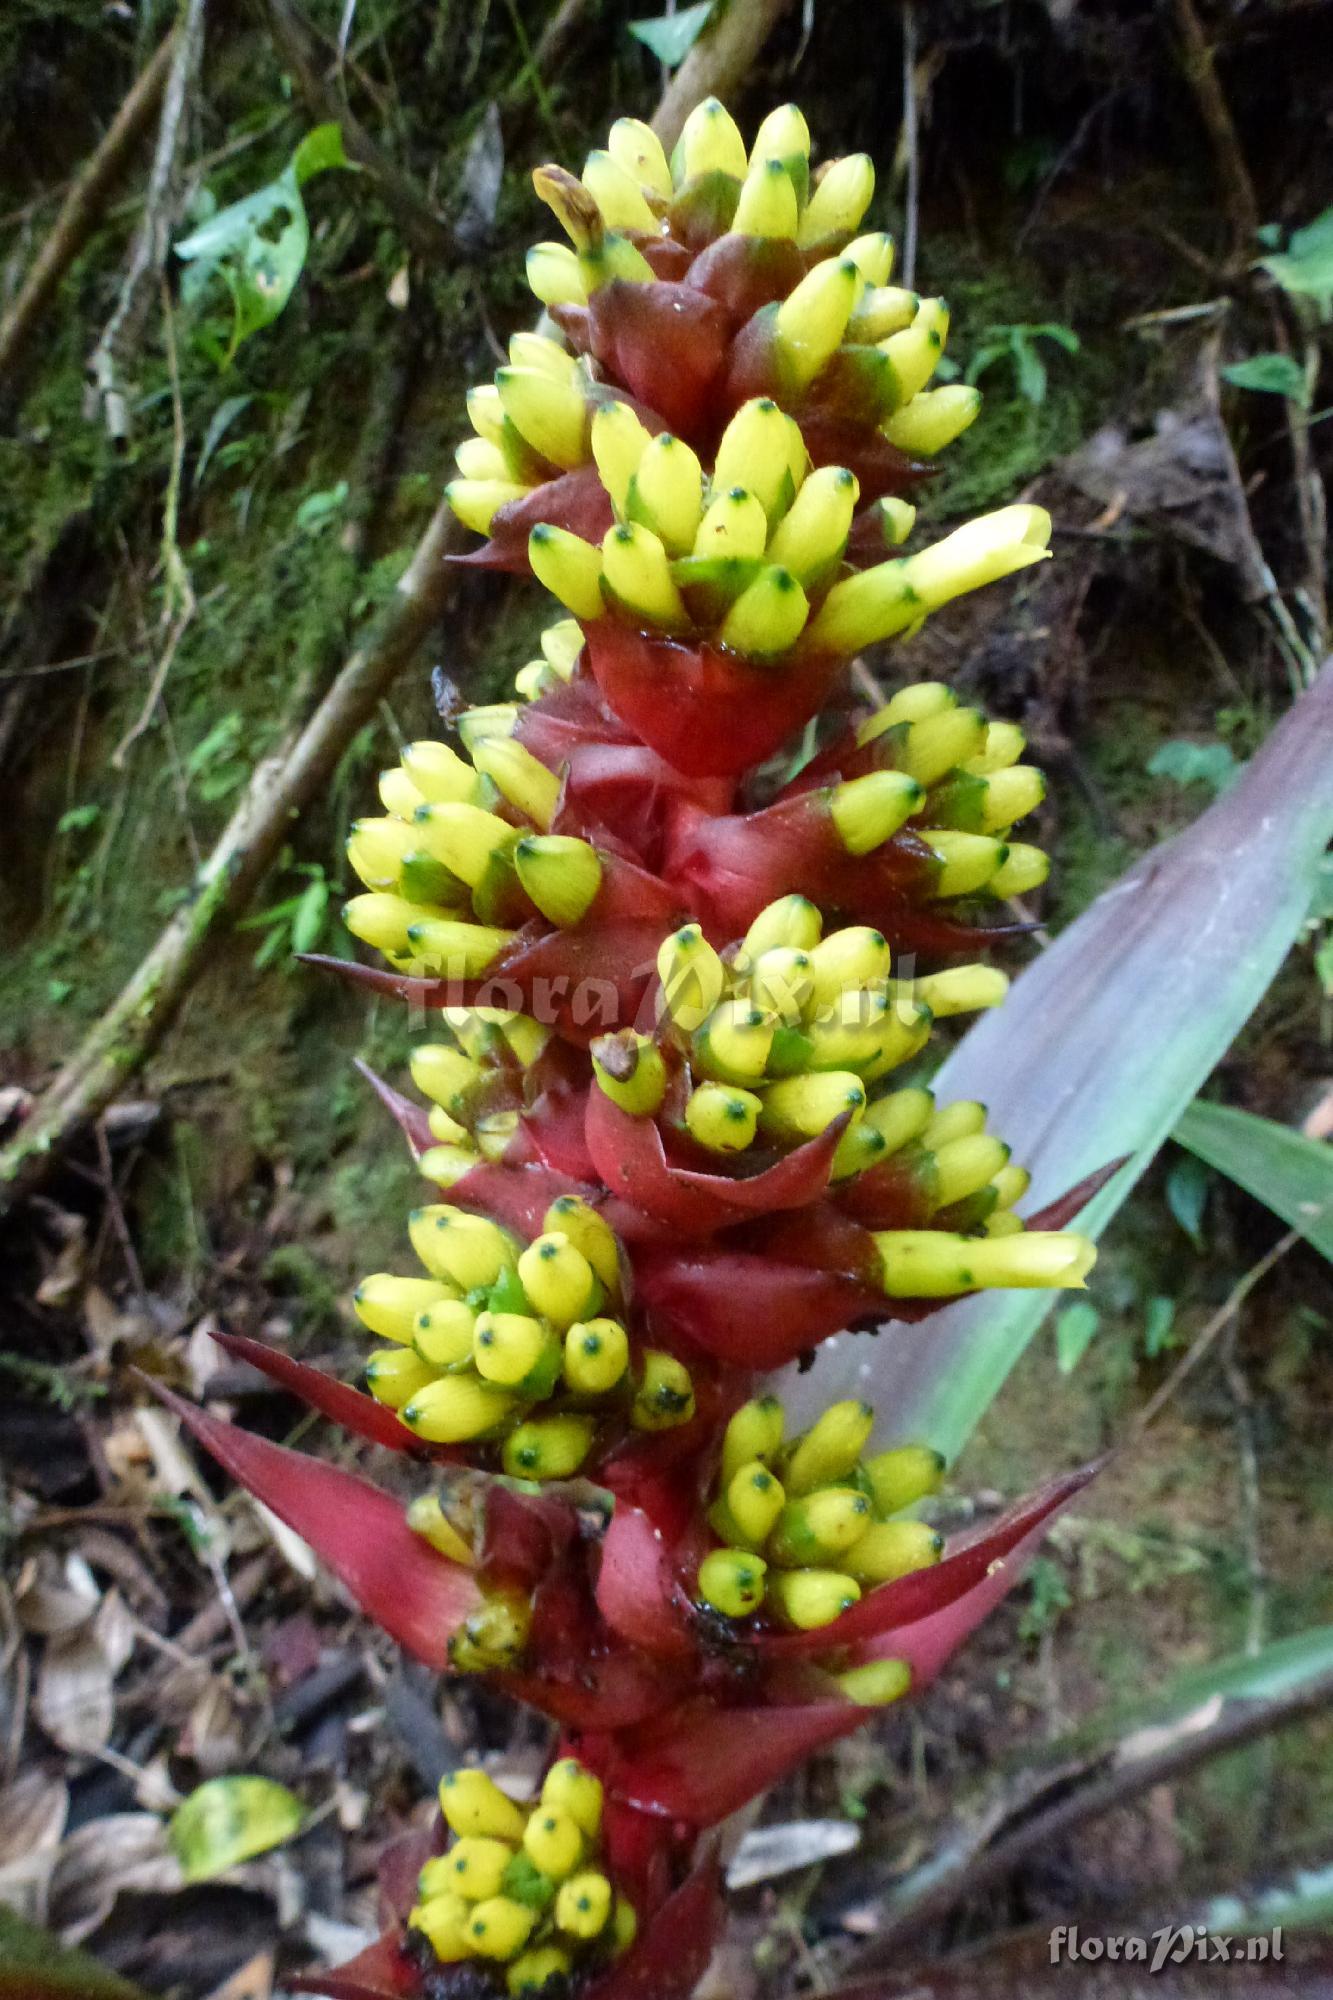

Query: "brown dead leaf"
<box><xmin>35</xmin><ymin>1589</ymin><xmax>136</xmax><ymax>1755</ymax></box>
<box><xmin>15</xmin><ymin>1551</ymin><xmax>101</xmax><ymax>1636</ymax></box>
<box><xmin>50</xmin><ymin>1811</ymin><xmax>183</xmax><ymax>1944</ymax></box>
<box><xmin>0</xmin><ymin>1769</ymin><xmax>68</xmax><ymax>1922</ymax></box>
<box><xmin>204</xmin><ymin>1952</ymin><xmax>275</xmax><ymax>2000</ymax></box>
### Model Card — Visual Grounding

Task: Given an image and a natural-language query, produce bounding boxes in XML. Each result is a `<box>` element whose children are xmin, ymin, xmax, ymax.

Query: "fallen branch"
<box><xmin>0</xmin><ymin>28</ymin><xmax>179</xmax><ymax>385</ymax></box>
<box><xmin>650</xmin><ymin>0</ymin><xmax>796</xmax><ymax>147</ymax></box>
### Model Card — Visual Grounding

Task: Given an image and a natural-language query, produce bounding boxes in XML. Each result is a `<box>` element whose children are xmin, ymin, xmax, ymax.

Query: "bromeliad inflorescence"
<box><xmin>161</xmin><ymin>98</ymin><xmax>1109</xmax><ymax>2000</ymax></box>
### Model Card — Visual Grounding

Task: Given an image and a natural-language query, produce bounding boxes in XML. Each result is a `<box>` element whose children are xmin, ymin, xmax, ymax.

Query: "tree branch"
<box><xmin>0</xmin><ymin>28</ymin><xmax>179</xmax><ymax>386</ymax></box>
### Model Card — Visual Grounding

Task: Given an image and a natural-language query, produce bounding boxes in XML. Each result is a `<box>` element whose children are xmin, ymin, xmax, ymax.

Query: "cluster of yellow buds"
<box><xmin>514</xmin><ymin>416</ymin><xmax>1050</xmax><ymax>662</ymax></box>
<box><xmin>697</xmin><ymin>1395</ymin><xmax>939</xmax><ymax>1654</ymax></box>
<box><xmin>410</xmin><ymin>1759</ymin><xmax>635</xmax><ymax>1990</ymax></box>
<box><xmin>355</xmin><ymin>1195</ymin><xmax>694</xmax><ymax>1478</ymax></box>
<box><xmin>342</xmin><ymin>728</ymin><xmax>603</xmax><ymax>975</ymax></box>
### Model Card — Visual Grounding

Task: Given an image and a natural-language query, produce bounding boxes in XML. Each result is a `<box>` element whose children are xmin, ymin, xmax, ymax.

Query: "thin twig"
<box><xmin>0</xmin><ymin>28</ymin><xmax>179</xmax><ymax>384</ymax></box>
<box><xmin>900</xmin><ymin>0</ymin><xmax>920</xmax><ymax>290</ymax></box>
<box><xmin>1171</xmin><ymin>0</ymin><xmax>1259</xmax><ymax>266</ymax></box>
<box><xmin>1132</xmin><ymin>1230</ymin><xmax>1299</xmax><ymax>1437</ymax></box>
<box><xmin>86</xmin><ymin>0</ymin><xmax>206</xmax><ymax>442</ymax></box>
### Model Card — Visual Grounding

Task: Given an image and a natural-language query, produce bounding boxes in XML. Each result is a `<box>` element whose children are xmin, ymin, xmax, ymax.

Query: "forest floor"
<box><xmin>0</xmin><ymin>0</ymin><xmax>1330</xmax><ymax>1995</ymax></box>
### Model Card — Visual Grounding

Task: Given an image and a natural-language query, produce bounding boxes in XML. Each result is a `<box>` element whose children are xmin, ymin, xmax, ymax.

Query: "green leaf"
<box><xmin>168</xmin><ymin>1774</ymin><xmax>304</xmax><ymax>1881</ymax></box>
<box><xmin>1174</xmin><ymin>1099</ymin><xmax>1333</xmax><ymax>1263</ymax></box>
<box><xmin>194</xmin><ymin>392</ymin><xmax>254</xmax><ymax>489</ymax></box>
<box><xmin>628</xmin><ymin>0</ymin><xmax>715</xmax><ymax>66</ymax></box>
<box><xmin>292</xmin><ymin>120</ymin><xmax>350</xmax><ymax>186</ymax></box>
<box><xmin>1257</xmin><ymin>203</ymin><xmax>1333</xmax><ymax>309</ymax></box>
<box><xmin>0</xmin><ymin>1910</ymin><xmax>149</xmax><ymax>1998</ymax></box>
<box><xmin>785</xmin><ymin>662</ymin><xmax>1333</xmax><ymax>1456</ymax></box>
<box><xmin>1222</xmin><ymin>351</ymin><xmax>1310</xmax><ymax>402</ymax></box>
<box><xmin>1054</xmin><ymin>1300</ymin><xmax>1099</xmax><ymax>1374</ymax></box>
<box><xmin>1011</xmin><ymin>332</ymin><xmax>1047</xmax><ymax>407</ymax></box>
<box><xmin>1165</xmin><ymin>1149</ymin><xmax>1210</xmax><ymax>1250</ymax></box>
<box><xmin>291</xmin><ymin>875</ymin><xmax>331</xmax><ymax>954</ymax></box>
<box><xmin>1143</xmin><ymin>1293</ymin><xmax>1177</xmax><ymax>1356</ymax></box>
<box><xmin>1148</xmin><ymin>737</ymin><xmax>1240</xmax><ymax>794</ymax></box>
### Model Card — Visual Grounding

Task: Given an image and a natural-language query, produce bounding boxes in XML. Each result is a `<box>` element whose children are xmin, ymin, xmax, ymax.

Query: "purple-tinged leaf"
<box><xmin>148</xmin><ymin>1383</ymin><xmax>481</xmax><ymax>1667</ymax></box>
<box><xmin>354</xmin><ymin>1059</ymin><xmax>434</xmax><ymax>1156</ymax></box>
<box><xmin>288</xmin><ymin>1934</ymin><xmax>422</xmax><ymax>1999</ymax></box>
<box><xmin>789</xmin><ymin>660</ymin><xmax>1333</xmax><ymax>1455</ymax></box>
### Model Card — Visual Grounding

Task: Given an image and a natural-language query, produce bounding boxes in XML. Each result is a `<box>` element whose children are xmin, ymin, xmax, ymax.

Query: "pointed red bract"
<box><xmin>595</xmin><ymin>1503</ymin><xmax>697</xmax><ymax>1659</ymax></box>
<box><xmin>148</xmin><ymin>1383</ymin><xmax>481</xmax><ymax>1667</ymax></box>
<box><xmin>206</xmin><ymin>1331</ymin><xmax>440</xmax><ymax>1459</ymax></box>
<box><xmin>584</xmin><ymin>1851</ymin><xmax>726</xmax><ymax>2000</ymax></box>
<box><xmin>634</xmin><ymin>1246</ymin><xmax>883</xmax><ymax>1364</ymax></box>
<box><xmin>288</xmin><ymin>1934</ymin><xmax>421</xmax><ymax>2000</ymax></box>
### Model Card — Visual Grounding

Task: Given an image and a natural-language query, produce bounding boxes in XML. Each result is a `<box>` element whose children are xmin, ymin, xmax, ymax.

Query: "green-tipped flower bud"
<box><xmin>529</xmin><ymin>524</ymin><xmax>603</xmax><ymax>619</ymax></box>
<box><xmin>989</xmin><ymin>842</ymin><xmax>1050</xmax><ymax>897</ymax></box>
<box><xmin>555</xmin><ymin>1872</ymin><xmax>613</xmax><ymax>1941</ymax></box>
<box><xmin>933</xmin><ymin>1134</ymin><xmax>1010</xmax><ymax>1208</ymax></box>
<box><xmin>541</xmin><ymin>1758</ymin><xmax>604</xmax><ymax>1837</ymax></box>
<box><xmin>835</xmin><ymin>1658</ymin><xmax>913</xmax><ymax>1706</ymax></box>
<box><xmin>402</xmin><ymin>1375</ymin><xmax>517</xmax><ymax>1442</ymax></box>
<box><xmin>768</xmin><ymin>1486</ymin><xmax>872</xmax><ymax>1566</ymax></box>
<box><xmin>602</xmin><ymin>521</ymin><xmax>690</xmax><ymax>629</ymax></box>
<box><xmin>410</xmin><ymin>1208</ymin><xmax>516</xmax><ymax>1288</ymax></box>
<box><xmin>466</xmin><ymin>1897</ymin><xmax>537</xmax><ymax>1961</ymax></box>
<box><xmin>863</xmin><ymin>1086</ymin><xmax>934</xmax><ymax>1153</ymax></box>
<box><xmin>440</xmin><ymin>1769</ymin><xmax>526</xmax><ymax>1842</ymax></box>
<box><xmin>607</xmin><ymin>115</ymin><xmax>672</xmax><ymax>195</ymax></box>
<box><xmin>718</xmin><ymin>564</ymin><xmax>809</xmax><ymax>656</ymax></box>
<box><xmin>591</xmin><ymin>1030</ymin><xmax>668</xmax><ymax>1115</ymax></box>
<box><xmin>449</xmin><ymin>478</ymin><xmax>532</xmax><ymax>535</ymax></box>
<box><xmin>513</xmin><ymin>833</ymin><xmax>602</xmax><ymax>927</ymax></box>
<box><xmin>591</xmin><ymin>400</ymin><xmax>652</xmax><ymax>515</ymax></box>
<box><xmin>733</xmin><ymin>155</ymin><xmax>799</xmax><ymax>238</ymax></box>
<box><xmin>508</xmin><ymin>1947</ymin><xmax>573</xmax><ymax>1994</ymax></box>
<box><xmin>471</xmin><ymin>737</ymin><xmax>561</xmax><ymax>831</ymax></box>
<box><xmin>884</xmin><ymin>383</ymin><xmax>981</xmax><ymax>454</ymax></box>
<box><xmin>842</xmin><ymin>1519</ymin><xmax>944</xmax><ymax>1585</ymax></box>
<box><xmin>760</xmin><ymin>1070</ymin><xmax>865</xmax><ymax>1142</ymax></box>
<box><xmin>725</xmin><ymin>1460</ymin><xmax>786</xmax><ymax>1544</ymax></box>
<box><xmin>408</xmin><ymin>1494</ymin><xmax>475</xmax><ymax>1566</ymax></box>
<box><xmin>693</xmin><ymin>483</ymin><xmax>769</xmax><ymax>560</ymax></box>
<box><xmin>875</xmin><ymin>1228</ymin><xmax>1096</xmax><ymax>1297</ymax></box>
<box><xmin>765</xmin><ymin>465</ymin><xmax>859</xmax><ymax>582</ymax></box>
<box><xmin>684</xmin><ymin>1081</ymin><xmax>762</xmax><ymax>1152</ymax></box>
<box><xmin>495</xmin><ymin>366</ymin><xmax>588</xmax><ymax>471</ymax></box>
<box><xmin>474</xmin><ymin>1311</ymin><xmax>555</xmax><ymax>1388</ymax></box>
<box><xmin>743</xmin><ymin>894</ymin><xmax>823</xmax><ymax>960</ymax></box>
<box><xmin>697</xmin><ymin>1547</ymin><xmax>768</xmax><ymax>1618</ymax></box>
<box><xmin>412</xmin><ymin>1892</ymin><xmax>471</xmax><ymax>1960</ymax></box>
<box><xmin>774</xmin><ymin>257</ymin><xmax>861</xmax><ymax>390</ymax></box>
<box><xmin>354</xmin><ymin>1273</ymin><xmax>457</xmax><ymax>1343</ymax></box>
<box><xmin>829</xmin><ymin>771</ymin><xmax>924</xmax><ymax>854</ymax></box>
<box><xmin>722</xmin><ymin>1396</ymin><xmax>786</xmax><ymax>1484</ymax></box>
<box><xmin>798</xmin><ymin>152</ymin><xmax>875</xmax><ymax>246</ymax></box>
<box><xmin>657</xmin><ymin>923</ymin><xmax>726</xmax><ymax>1033</ymax></box>
<box><xmin>864</xmin><ymin>1444</ymin><xmax>946</xmax><ymax>1516</ymax></box>
<box><xmin>713</xmin><ymin>400</ymin><xmax>795</xmax><ymax>520</ymax></box>
<box><xmin>517</xmin><ymin>1232</ymin><xmax>599</xmax><ymax>1327</ymax></box>
<box><xmin>501</xmin><ymin>1413</ymin><xmax>596</xmax><ymax>1480</ymax></box>
<box><xmin>784</xmin><ymin>1399</ymin><xmax>876</xmax><ymax>1494</ymax></box>
<box><xmin>807</xmin><ymin>926</ymin><xmax>891</xmax><ymax>1009</ymax></box>
<box><xmin>366</xmin><ymin>1347</ymin><xmax>438</xmax><ymax>1409</ymax></box>
<box><xmin>631</xmin><ymin>1350</ymin><xmax>695</xmax><ymax>1431</ymax></box>
<box><xmin>767</xmin><ymin>1568</ymin><xmax>860</xmax><ymax>1630</ymax></box>
<box><xmin>439</xmin><ymin>1837</ymin><xmax>513</xmax><ymax>1903</ymax></box>
<box><xmin>563</xmin><ymin>1316</ymin><xmax>630</xmax><ymax>1394</ymax></box>
<box><xmin>900</xmin><ymin>965</ymin><xmax>1009</xmax><ymax>1018</ymax></box>
<box><xmin>413</xmin><ymin>1299</ymin><xmax>479</xmax><ymax>1369</ymax></box>
<box><xmin>629</xmin><ymin>433</ymin><xmax>704</xmax><ymax>555</ymax></box>
<box><xmin>927</xmin><ymin>831</ymin><xmax>1009</xmax><ymax>898</ymax></box>
<box><xmin>544</xmin><ymin>1195</ymin><xmax>621</xmax><ymax>1291</ymax></box>
<box><xmin>692</xmin><ymin>996</ymin><xmax>774</xmax><ymax>1083</ymax></box>
<box><xmin>582</xmin><ymin>149</ymin><xmax>658</xmax><ymax>232</ymax></box>
<box><xmin>523</xmin><ymin>1807</ymin><xmax>583</xmax><ymax>1881</ymax></box>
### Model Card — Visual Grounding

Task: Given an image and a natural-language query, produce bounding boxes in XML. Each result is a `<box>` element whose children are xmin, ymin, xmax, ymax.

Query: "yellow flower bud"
<box><xmin>378</xmin><ymin>765</ymin><xmax>423</xmax><ymax>817</ymax></box>
<box><xmin>347</xmin><ymin>816</ymin><xmax>416</xmax><ymax>890</ymax></box>
<box><xmin>807</xmin><ymin>926</ymin><xmax>891</xmax><ymax>1008</ymax></box>
<box><xmin>849</xmin><ymin>284</ymin><xmax>919</xmax><ymax>341</ymax></box>
<box><xmin>631</xmin><ymin>1350</ymin><xmax>695</xmax><ymax>1431</ymax></box>
<box><xmin>410</xmin><ymin>803</ymin><xmax>514</xmax><ymax>888</ymax></box>
<box><xmin>804</xmin><ymin>558</ymin><xmax>919</xmax><ymax>654</ymax></box>
<box><xmin>452</xmin><ymin>1592</ymin><xmax>531</xmax><ymax>1671</ymax></box>
<box><xmin>883</xmin><ymin>383</ymin><xmax>981</xmax><ymax>455</ymax></box>
<box><xmin>759</xmin><ymin>1071</ymin><xmax>866</xmax><ymax>1141</ymax></box>
<box><xmin>767</xmin><ymin>1568</ymin><xmax>860</xmax><ymax>1630</ymax></box>
<box><xmin>601</xmin><ymin>521</ymin><xmax>689</xmax><ymax>630</ymax></box>
<box><xmin>466</xmin><ymin>1897</ymin><xmax>537</xmax><ymax>1961</ymax></box>
<box><xmin>923</xmin><ymin>1099</ymin><xmax>987</xmax><ymax>1147</ymax></box>
<box><xmin>684</xmin><ymin>1081</ymin><xmax>762</xmax><ymax>1153</ymax></box>
<box><xmin>420</xmin><ymin>1143</ymin><xmax>479</xmax><ymax>1189</ymax></box>
<box><xmin>698</xmin><ymin>1547</ymin><xmax>768</xmax><ymax>1618</ymax></box>
<box><xmin>713</xmin><ymin>400</ymin><xmax>796</xmax><ymax>520</ymax></box>
<box><xmin>989</xmin><ymin>842</ymin><xmax>1050</xmax><ymax>897</ymax></box>
<box><xmin>843</xmin><ymin>229</ymin><xmax>894</xmax><ymax>284</ymax></box>
<box><xmin>750</xmin><ymin>103</ymin><xmax>811</xmax><ymax>170</ymax></box>
<box><xmin>343</xmin><ymin>892</ymin><xmax>444</xmax><ymax>959</ymax></box>
<box><xmin>416</xmin><ymin>1296</ymin><xmax>482</xmax><ymax>1376</ymax></box>
<box><xmin>405</xmin><ymin>917</ymin><xmax>517</xmax><ymax>978</ymax></box>
<box><xmin>410</xmin><ymin>1044</ymin><xmax>480</xmax><ymax>1116</ymax></box>
<box><xmin>448</xmin><ymin>478</ymin><xmax>532</xmax><ymax>535</ymax></box>
<box><xmin>563</xmin><ymin>1316</ymin><xmax>630</xmax><ymax>1394</ymax></box>
<box><xmin>526</xmin><ymin>241</ymin><xmax>587</xmax><ymax>307</ymax></box>
<box><xmin>455</xmin><ymin>436</ymin><xmax>512</xmax><ymax>482</ymax></box>
<box><xmin>726</xmin><ymin>1460</ymin><xmax>786</xmax><ymax>1544</ymax></box>
<box><xmin>842</xmin><ymin>1519</ymin><xmax>943</xmax><ymax>1585</ymax></box>
<box><xmin>677</xmin><ymin>96</ymin><xmax>747</xmax><ymax>180</ymax></box>
<box><xmin>732</xmin><ymin>155</ymin><xmax>799</xmax><ymax>238</ymax></box>
<box><xmin>629</xmin><ymin>433</ymin><xmax>704</xmax><ymax>555</ymax></box>
<box><xmin>718</xmin><ymin>564</ymin><xmax>810</xmax><ymax>655</ymax></box>
<box><xmin>765</xmin><ymin>465</ymin><xmax>859</xmax><ymax>583</ymax></box>
<box><xmin>470</xmin><ymin>738</ymin><xmax>561</xmax><ymax>832</ymax></box>
<box><xmin>974</xmin><ymin>765</ymin><xmax>1044</xmax><ymax>830</ymax></box>
<box><xmin>768</xmin><ymin>1486</ymin><xmax>872</xmax><ymax>1566</ymax></box>
<box><xmin>517</xmin><ymin>1232</ymin><xmax>599</xmax><ymax>1327</ymax></box>
<box><xmin>591</xmin><ymin>400</ymin><xmax>652</xmax><ymax>516</ymax></box>
<box><xmin>607</xmin><ymin>116</ymin><xmax>672</xmax><ymax>197</ymax></box>
<box><xmin>457</xmin><ymin>703</ymin><xmax>517</xmax><ymax>749</ymax></box>
<box><xmin>473</xmin><ymin>1311</ymin><xmax>554</xmax><ymax>1388</ymax></box>
<box><xmin>862</xmin><ymin>1086</ymin><xmax>934</xmax><ymax>1153</ymax></box>
<box><xmin>963</xmin><ymin>719</ymin><xmax>1027</xmax><ymax>776</ymax></box>
<box><xmin>743</xmin><ymin>895</ymin><xmax>823</xmax><ymax>960</ymax></box>
<box><xmin>905</xmin><ymin>505</ymin><xmax>1052</xmax><ymax>611</ymax></box>
<box><xmin>798</xmin><ymin>152</ymin><xmax>875</xmax><ymax>246</ymax></box>
<box><xmin>897</xmin><ymin>965</ymin><xmax>1009</xmax><ymax>1018</ymax></box>
<box><xmin>991</xmin><ymin>1163</ymin><xmax>1031</xmax><ymax>1210</ymax></box>
<box><xmin>927</xmin><ymin>831</ymin><xmax>1009</xmax><ymax>898</ymax></box>
<box><xmin>354</xmin><ymin>1273</ymin><xmax>457</xmax><ymax>1343</ymax></box>
<box><xmin>612</xmin><ymin>1894</ymin><xmax>638</xmax><ymax>1955</ymax></box>
<box><xmin>875</xmin><ymin>1229</ymin><xmax>1096</xmax><ymax>1297</ymax></box>
<box><xmin>523</xmin><ymin>1808</ymin><xmax>583</xmax><ymax>1881</ymax></box>
<box><xmin>555</xmin><ymin>1871</ymin><xmax>613</xmax><ymax>1940</ymax></box>
<box><xmin>891</xmin><ymin>704</ymin><xmax>988</xmax><ymax>785</ymax></box>
<box><xmin>747</xmin><ymin>946</ymin><xmax>814</xmax><ymax>1022</ymax></box>
<box><xmin>864</xmin><ymin>1444</ymin><xmax>946</xmax><ymax>1516</ymax></box>
<box><xmin>411</xmin><ymin>1891</ymin><xmax>471</xmax><ymax>1960</ymax></box>
<box><xmin>835</xmin><ymin>1658</ymin><xmax>913</xmax><ymax>1706</ymax></box>
<box><xmin>882</xmin><ymin>306</ymin><xmax>948</xmax><ymax>406</ymax></box>
<box><xmin>366</xmin><ymin>1347</ymin><xmax>438</xmax><ymax>1409</ymax></box>
<box><xmin>828</xmin><ymin>771</ymin><xmax>923</xmax><ymax>855</ymax></box>
<box><xmin>692</xmin><ymin>997</ymin><xmax>775</xmax><ymax>1084</ymax></box>
<box><xmin>407</xmin><ymin>1494</ymin><xmax>475</xmax><ymax>1565</ymax></box>
<box><xmin>440</xmin><ymin>1837</ymin><xmax>514</xmax><ymax>1902</ymax></box>
<box><xmin>544</xmin><ymin>1196</ymin><xmax>621</xmax><ymax>1291</ymax></box>
<box><xmin>773</xmin><ymin>257</ymin><xmax>860</xmax><ymax>390</ymax></box>
<box><xmin>591</xmin><ymin>1031</ymin><xmax>668</xmax><ymax>1115</ymax></box>
<box><xmin>656</xmin><ymin>923</ymin><xmax>725</xmax><ymax>1033</ymax></box>
<box><xmin>783</xmin><ymin>1399</ymin><xmax>876</xmax><ymax>1494</ymax></box>
<box><xmin>583</xmin><ymin>148</ymin><xmax>658</xmax><ymax>232</ymax></box>
<box><xmin>508</xmin><ymin>1947</ymin><xmax>574</xmax><ymax>1994</ymax></box>
<box><xmin>541</xmin><ymin>1758</ymin><xmax>604</xmax><ymax>1837</ymax></box>
<box><xmin>722</xmin><ymin>1397</ymin><xmax>786</xmax><ymax>1484</ymax></box>
<box><xmin>529</xmin><ymin>524</ymin><xmax>603</xmax><ymax>620</ymax></box>
<box><xmin>933</xmin><ymin>1134</ymin><xmax>1010</xmax><ymax>1209</ymax></box>
<box><xmin>692</xmin><ymin>483</ymin><xmax>769</xmax><ymax>560</ymax></box>
<box><xmin>402</xmin><ymin>1375</ymin><xmax>517</xmax><ymax>1443</ymax></box>
<box><xmin>409</xmin><ymin>1208</ymin><xmax>516</xmax><ymax>1288</ymax></box>
<box><xmin>502</xmin><ymin>1414</ymin><xmax>595</xmax><ymax>1480</ymax></box>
